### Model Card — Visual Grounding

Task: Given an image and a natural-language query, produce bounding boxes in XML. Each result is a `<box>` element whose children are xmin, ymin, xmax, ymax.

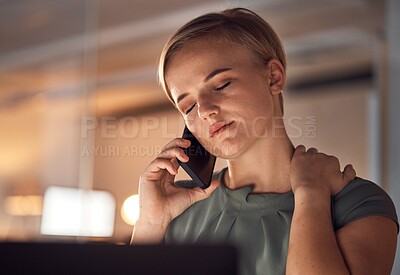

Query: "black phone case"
<box><xmin>177</xmin><ymin>127</ymin><xmax>216</xmax><ymax>189</ymax></box>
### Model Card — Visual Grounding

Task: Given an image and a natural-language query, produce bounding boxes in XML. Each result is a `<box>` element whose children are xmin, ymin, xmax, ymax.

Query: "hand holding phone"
<box><xmin>177</xmin><ymin>127</ymin><xmax>216</xmax><ymax>189</ymax></box>
<box><xmin>134</xmin><ymin>135</ymin><xmax>219</xmax><ymax>243</ymax></box>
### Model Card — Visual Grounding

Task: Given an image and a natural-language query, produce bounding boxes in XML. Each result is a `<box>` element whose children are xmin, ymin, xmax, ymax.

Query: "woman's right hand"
<box><xmin>131</xmin><ymin>138</ymin><xmax>220</xmax><ymax>244</ymax></box>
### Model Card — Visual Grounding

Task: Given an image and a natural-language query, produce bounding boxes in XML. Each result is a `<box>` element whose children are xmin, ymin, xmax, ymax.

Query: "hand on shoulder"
<box><xmin>289</xmin><ymin>145</ymin><xmax>356</xmax><ymax>196</ymax></box>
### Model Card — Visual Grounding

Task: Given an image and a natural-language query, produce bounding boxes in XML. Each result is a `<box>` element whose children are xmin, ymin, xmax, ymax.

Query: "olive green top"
<box><xmin>165</xmin><ymin>168</ymin><xmax>399</xmax><ymax>275</ymax></box>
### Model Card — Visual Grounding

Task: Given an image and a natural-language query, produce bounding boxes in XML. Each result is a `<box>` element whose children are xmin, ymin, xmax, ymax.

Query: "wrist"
<box><xmin>132</xmin><ymin>219</ymin><xmax>169</xmax><ymax>244</ymax></box>
<box><xmin>293</xmin><ymin>187</ymin><xmax>331</xmax><ymax>208</ymax></box>
<box><xmin>140</xmin><ymin>212</ymin><xmax>171</xmax><ymax>224</ymax></box>
<box><xmin>132</xmin><ymin>216</ymin><xmax>170</xmax><ymax>244</ymax></box>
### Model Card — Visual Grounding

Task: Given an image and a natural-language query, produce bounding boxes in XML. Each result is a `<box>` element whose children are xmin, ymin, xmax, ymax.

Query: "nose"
<box><xmin>197</xmin><ymin>99</ymin><xmax>219</xmax><ymax>120</ymax></box>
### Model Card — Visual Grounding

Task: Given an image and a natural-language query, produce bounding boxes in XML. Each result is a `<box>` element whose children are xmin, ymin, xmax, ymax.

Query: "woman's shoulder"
<box><xmin>333</xmin><ymin>177</ymin><xmax>399</xmax><ymax>232</ymax></box>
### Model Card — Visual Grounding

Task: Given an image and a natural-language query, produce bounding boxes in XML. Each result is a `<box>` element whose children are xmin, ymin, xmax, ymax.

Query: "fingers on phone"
<box><xmin>158</xmin><ymin>147</ymin><xmax>188</xmax><ymax>163</ymax></box>
<box><xmin>150</xmin><ymin>158</ymin><xmax>178</xmax><ymax>175</ymax></box>
<box><xmin>163</xmin><ymin>138</ymin><xmax>190</xmax><ymax>151</ymax></box>
<box><xmin>171</xmin><ymin>158</ymin><xmax>179</xmax><ymax>171</ymax></box>
<box><xmin>148</xmin><ymin>138</ymin><xmax>191</xmax><ymax>175</ymax></box>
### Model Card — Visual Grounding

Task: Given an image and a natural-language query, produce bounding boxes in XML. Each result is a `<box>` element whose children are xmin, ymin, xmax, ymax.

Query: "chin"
<box><xmin>207</xmin><ymin>139</ymin><xmax>245</xmax><ymax>160</ymax></box>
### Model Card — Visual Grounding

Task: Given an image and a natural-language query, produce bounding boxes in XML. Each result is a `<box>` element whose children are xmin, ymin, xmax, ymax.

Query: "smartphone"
<box><xmin>177</xmin><ymin>126</ymin><xmax>216</xmax><ymax>189</ymax></box>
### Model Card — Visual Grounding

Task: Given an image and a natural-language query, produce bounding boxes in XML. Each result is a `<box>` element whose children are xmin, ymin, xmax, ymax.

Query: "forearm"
<box><xmin>130</xmin><ymin>219</ymin><xmax>168</xmax><ymax>244</ymax></box>
<box><xmin>286</xmin><ymin>188</ymin><xmax>349</xmax><ymax>275</ymax></box>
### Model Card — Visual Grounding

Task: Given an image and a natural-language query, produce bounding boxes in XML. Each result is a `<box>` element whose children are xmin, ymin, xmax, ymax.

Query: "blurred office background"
<box><xmin>0</xmin><ymin>0</ymin><xmax>399</xmax><ymax>272</ymax></box>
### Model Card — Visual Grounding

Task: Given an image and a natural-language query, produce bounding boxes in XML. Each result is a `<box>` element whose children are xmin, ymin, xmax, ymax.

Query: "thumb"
<box><xmin>190</xmin><ymin>179</ymin><xmax>220</xmax><ymax>203</ymax></box>
<box><xmin>343</xmin><ymin>164</ymin><xmax>356</xmax><ymax>183</ymax></box>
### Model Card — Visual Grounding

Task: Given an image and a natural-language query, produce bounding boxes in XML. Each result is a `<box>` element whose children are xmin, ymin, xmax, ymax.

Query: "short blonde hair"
<box><xmin>158</xmin><ymin>7</ymin><xmax>286</xmax><ymax>111</ymax></box>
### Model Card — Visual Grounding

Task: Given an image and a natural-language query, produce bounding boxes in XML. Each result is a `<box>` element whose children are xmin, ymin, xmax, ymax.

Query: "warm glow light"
<box><xmin>4</xmin><ymin>195</ymin><xmax>43</xmax><ymax>216</ymax></box>
<box><xmin>121</xmin><ymin>194</ymin><xmax>140</xmax><ymax>226</ymax></box>
<box><xmin>41</xmin><ymin>187</ymin><xmax>116</xmax><ymax>237</ymax></box>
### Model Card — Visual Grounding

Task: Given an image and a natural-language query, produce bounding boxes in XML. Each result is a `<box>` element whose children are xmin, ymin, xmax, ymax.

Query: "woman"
<box><xmin>132</xmin><ymin>8</ymin><xmax>398</xmax><ymax>275</ymax></box>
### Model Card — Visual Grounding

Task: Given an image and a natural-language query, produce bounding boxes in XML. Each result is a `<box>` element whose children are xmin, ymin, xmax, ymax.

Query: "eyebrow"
<box><xmin>176</xmin><ymin>93</ymin><xmax>189</xmax><ymax>104</ymax></box>
<box><xmin>204</xmin><ymin>67</ymin><xmax>232</xmax><ymax>82</ymax></box>
<box><xmin>176</xmin><ymin>67</ymin><xmax>233</xmax><ymax>104</ymax></box>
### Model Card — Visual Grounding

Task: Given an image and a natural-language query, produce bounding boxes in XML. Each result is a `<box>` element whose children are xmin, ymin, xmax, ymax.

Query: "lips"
<box><xmin>209</xmin><ymin>121</ymin><xmax>233</xmax><ymax>137</ymax></box>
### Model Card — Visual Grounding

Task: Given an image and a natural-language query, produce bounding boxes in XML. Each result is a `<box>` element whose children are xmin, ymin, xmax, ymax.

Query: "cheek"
<box><xmin>184</xmin><ymin>113</ymin><xmax>208</xmax><ymax>137</ymax></box>
<box><xmin>248</xmin><ymin>91</ymin><xmax>274</xmax><ymax>117</ymax></box>
<box><xmin>184</xmin><ymin>111</ymin><xmax>197</xmax><ymax>129</ymax></box>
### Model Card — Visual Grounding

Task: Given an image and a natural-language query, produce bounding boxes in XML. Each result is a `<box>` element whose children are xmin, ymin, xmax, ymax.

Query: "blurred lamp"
<box><xmin>121</xmin><ymin>194</ymin><xmax>140</xmax><ymax>226</ymax></box>
<box><xmin>41</xmin><ymin>187</ymin><xmax>115</xmax><ymax>237</ymax></box>
<box><xmin>4</xmin><ymin>195</ymin><xmax>43</xmax><ymax>216</ymax></box>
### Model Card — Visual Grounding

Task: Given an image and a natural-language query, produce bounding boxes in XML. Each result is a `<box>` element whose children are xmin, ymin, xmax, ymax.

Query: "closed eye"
<box><xmin>185</xmin><ymin>103</ymin><xmax>196</xmax><ymax>114</ymax></box>
<box><xmin>215</xmin><ymin>82</ymin><xmax>231</xmax><ymax>91</ymax></box>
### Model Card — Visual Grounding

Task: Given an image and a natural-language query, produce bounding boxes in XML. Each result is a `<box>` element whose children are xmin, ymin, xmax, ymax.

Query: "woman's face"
<box><xmin>165</xmin><ymin>37</ymin><xmax>281</xmax><ymax>159</ymax></box>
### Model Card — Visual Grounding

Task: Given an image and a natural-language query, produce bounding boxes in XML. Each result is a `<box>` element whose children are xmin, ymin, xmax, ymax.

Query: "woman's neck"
<box><xmin>224</xmin><ymin>130</ymin><xmax>295</xmax><ymax>194</ymax></box>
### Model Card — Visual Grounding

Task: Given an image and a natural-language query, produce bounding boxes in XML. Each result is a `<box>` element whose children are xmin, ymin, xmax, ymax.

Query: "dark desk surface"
<box><xmin>0</xmin><ymin>242</ymin><xmax>238</xmax><ymax>275</ymax></box>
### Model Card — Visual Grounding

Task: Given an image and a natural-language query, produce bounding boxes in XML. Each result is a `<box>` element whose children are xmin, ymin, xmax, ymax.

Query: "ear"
<box><xmin>266</xmin><ymin>59</ymin><xmax>285</xmax><ymax>95</ymax></box>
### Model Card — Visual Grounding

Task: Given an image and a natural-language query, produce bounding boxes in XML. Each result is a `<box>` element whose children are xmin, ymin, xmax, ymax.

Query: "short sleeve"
<box><xmin>333</xmin><ymin>177</ymin><xmax>399</xmax><ymax>233</ymax></box>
